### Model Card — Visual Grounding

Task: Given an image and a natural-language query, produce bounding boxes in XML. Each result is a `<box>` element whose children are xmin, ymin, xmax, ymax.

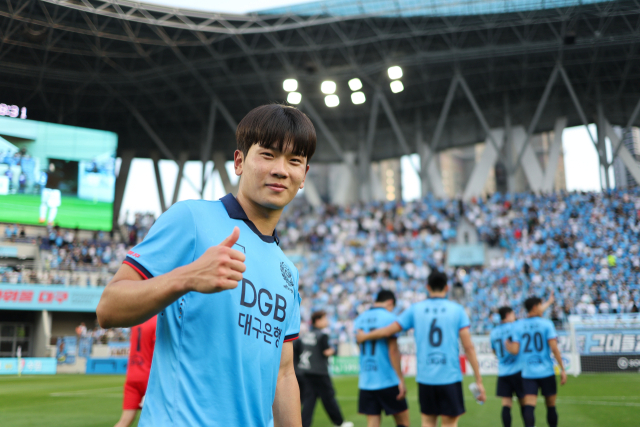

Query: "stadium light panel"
<box><xmin>388</xmin><ymin>66</ymin><xmax>403</xmax><ymax>80</ymax></box>
<box><xmin>390</xmin><ymin>80</ymin><xmax>404</xmax><ymax>93</ymax></box>
<box><xmin>283</xmin><ymin>79</ymin><xmax>298</xmax><ymax>92</ymax></box>
<box><xmin>348</xmin><ymin>78</ymin><xmax>363</xmax><ymax>91</ymax></box>
<box><xmin>325</xmin><ymin>94</ymin><xmax>340</xmax><ymax>107</ymax></box>
<box><xmin>351</xmin><ymin>91</ymin><xmax>366</xmax><ymax>105</ymax></box>
<box><xmin>321</xmin><ymin>81</ymin><xmax>337</xmax><ymax>94</ymax></box>
<box><xmin>287</xmin><ymin>92</ymin><xmax>302</xmax><ymax>105</ymax></box>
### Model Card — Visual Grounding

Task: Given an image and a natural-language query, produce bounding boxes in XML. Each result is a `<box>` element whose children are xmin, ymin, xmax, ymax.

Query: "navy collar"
<box><xmin>220</xmin><ymin>193</ymin><xmax>279</xmax><ymax>245</ymax></box>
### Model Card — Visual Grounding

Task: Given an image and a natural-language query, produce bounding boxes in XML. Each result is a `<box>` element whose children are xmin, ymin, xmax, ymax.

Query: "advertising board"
<box><xmin>0</xmin><ymin>357</ymin><xmax>56</xmax><ymax>375</ymax></box>
<box><xmin>0</xmin><ymin>284</ymin><xmax>103</xmax><ymax>312</ymax></box>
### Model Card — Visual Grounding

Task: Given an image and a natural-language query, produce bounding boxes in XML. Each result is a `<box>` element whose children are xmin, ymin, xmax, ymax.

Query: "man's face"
<box><xmin>314</xmin><ymin>315</ymin><xmax>329</xmax><ymax>329</ymax></box>
<box><xmin>505</xmin><ymin>311</ymin><xmax>516</xmax><ymax>323</ymax></box>
<box><xmin>234</xmin><ymin>143</ymin><xmax>308</xmax><ymax>210</ymax></box>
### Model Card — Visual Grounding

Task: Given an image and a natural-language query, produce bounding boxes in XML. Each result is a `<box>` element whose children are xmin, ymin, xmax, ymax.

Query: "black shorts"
<box><xmin>358</xmin><ymin>385</ymin><xmax>408</xmax><ymax>416</ymax></box>
<box><xmin>522</xmin><ymin>375</ymin><xmax>557</xmax><ymax>397</ymax></box>
<box><xmin>418</xmin><ymin>382</ymin><xmax>465</xmax><ymax>417</ymax></box>
<box><xmin>496</xmin><ymin>372</ymin><xmax>525</xmax><ymax>399</ymax></box>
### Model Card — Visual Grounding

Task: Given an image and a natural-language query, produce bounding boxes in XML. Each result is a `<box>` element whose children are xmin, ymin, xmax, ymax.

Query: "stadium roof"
<box><xmin>0</xmin><ymin>0</ymin><xmax>639</xmax><ymax>165</ymax></box>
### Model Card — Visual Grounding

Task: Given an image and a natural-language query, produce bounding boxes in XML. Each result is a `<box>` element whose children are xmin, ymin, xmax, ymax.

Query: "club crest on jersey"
<box><xmin>280</xmin><ymin>262</ymin><xmax>294</xmax><ymax>294</ymax></box>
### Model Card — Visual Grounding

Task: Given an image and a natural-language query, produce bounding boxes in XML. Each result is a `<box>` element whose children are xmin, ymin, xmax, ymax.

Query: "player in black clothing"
<box><xmin>297</xmin><ymin>311</ymin><xmax>354</xmax><ymax>427</ymax></box>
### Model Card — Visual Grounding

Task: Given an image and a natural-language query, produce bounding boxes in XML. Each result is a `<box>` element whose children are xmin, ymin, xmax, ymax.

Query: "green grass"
<box><xmin>0</xmin><ymin>194</ymin><xmax>113</xmax><ymax>231</ymax></box>
<box><xmin>0</xmin><ymin>374</ymin><xmax>639</xmax><ymax>426</ymax></box>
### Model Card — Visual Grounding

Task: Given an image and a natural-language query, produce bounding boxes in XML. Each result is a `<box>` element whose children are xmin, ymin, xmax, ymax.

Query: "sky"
<box><xmin>118</xmin><ymin>125</ymin><xmax>606</xmax><ymax>223</ymax></box>
<box><xmin>138</xmin><ymin>0</ymin><xmax>315</xmax><ymax>14</ymax></box>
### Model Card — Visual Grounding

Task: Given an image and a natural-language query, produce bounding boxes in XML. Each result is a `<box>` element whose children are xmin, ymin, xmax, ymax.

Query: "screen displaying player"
<box><xmin>0</xmin><ymin>116</ymin><xmax>117</xmax><ymax>230</ymax></box>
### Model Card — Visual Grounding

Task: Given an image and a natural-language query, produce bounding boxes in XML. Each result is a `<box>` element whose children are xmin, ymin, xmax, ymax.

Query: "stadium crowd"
<box><xmin>3</xmin><ymin>191</ymin><xmax>640</xmax><ymax>338</ymax></box>
<box><xmin>278</xmin><ymin>190</ymin><xmax>640</xmax><ymax>340</ymax></box>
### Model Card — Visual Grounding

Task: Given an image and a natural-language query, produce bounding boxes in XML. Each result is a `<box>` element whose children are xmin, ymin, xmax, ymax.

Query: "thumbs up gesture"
<box><xmin>184</xmin><ymin>227</ymin><xmax>247</xmax><ymax>294</ymax></box>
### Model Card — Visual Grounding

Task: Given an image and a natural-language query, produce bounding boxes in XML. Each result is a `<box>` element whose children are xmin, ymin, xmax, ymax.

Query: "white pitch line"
<box><xmin>558</xmin><ymin>399</ymin><xmax>640</xmax><ymax>407</ymax></box>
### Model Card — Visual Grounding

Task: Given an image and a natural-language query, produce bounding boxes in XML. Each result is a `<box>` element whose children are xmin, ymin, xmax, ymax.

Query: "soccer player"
<box><xmin>297</xmin><ymin>310</ymin><xmax>354</xmax><ymax>427</ymax></box>
<box><xmin>97</xmin><ymin>104</ymin><xmax>315</xmax><ymax>427</ymax></box>
<box><xmin>39</xmin><ymin>162</ymin><xmax>61</xmax><ymax>225</ymax></box>
<box><xmin>490</xmin><ymin>307</ymin><xmax>524</xmax><ymax>427</ymax></box>
<box><xmin>358</xmin><ymin>271</ymin><xmax>486</xmax><ymax>427</ymax></box>
<box><xmin>114</xmin><ymin>315</ymin><xmax>157</xmax><ymax>427</ymax></box>
<box><xmin>506</xmin><ymin>297</ymin><xmax>566</xmax><ymax>427</ymax></box>
<box><xmin>354</xmin><ymin>289</ymin><xmax>410</xmax><ymax>427</ymax></box>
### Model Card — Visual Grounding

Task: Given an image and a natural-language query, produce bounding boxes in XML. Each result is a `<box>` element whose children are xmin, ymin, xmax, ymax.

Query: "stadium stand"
<box><xmin>4</xmin><ymin>190</ymin><xmax>640</xmax><ymax>346</ymax></box>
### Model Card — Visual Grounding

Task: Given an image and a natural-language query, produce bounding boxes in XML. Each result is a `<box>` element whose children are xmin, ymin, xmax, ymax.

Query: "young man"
<box><xmin>506</xmin><ymin>297</ymin><xmax>567</xmax><ymax>427</ymax></box>
<box><xmin>297</xmin><ymin>311</ymin><xmax>353</xmax><ymax>427</ymax></box>
<box><xmin>490</xmin><ymin>307</ymin><xmax>524</xmax><ymax>427</ymax></box>
<box><xmin>354</xmin><ymin>290</ymin><xmax>410</xmax><ymax>427</ymax></box>
<box><xmin>357</xmin><ymin>271</ymin><xmax>486</xmax><ymax>427</ymax></box>
<box><xmin>97</xmin><ymin>104</ymin><xmax>315</xmax><ymax>427</ymax></box>
<box><xmin>114</xmin><ymin>315</ymin><xmax>157</xmax><ymax>427</ymax></box>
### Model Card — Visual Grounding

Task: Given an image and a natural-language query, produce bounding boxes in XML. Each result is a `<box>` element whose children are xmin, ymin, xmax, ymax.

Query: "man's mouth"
<box><xmin>266</xmin><ymin>183</ymin><xmax>287</xmax><ymax>193</ymax></box>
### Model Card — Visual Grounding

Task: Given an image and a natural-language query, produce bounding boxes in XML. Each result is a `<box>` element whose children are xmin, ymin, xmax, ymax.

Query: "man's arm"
<box><xmin>459</xmin><ymin>327</ymin><xmax>486</xmax><ymax>402</ymax></box>
<box><xmin>321</xmin><ymin>334</ymin><xmax>335</xmax><ymax>357</ymax></box>
<box><xmin>549</xmin><ymin>339</ymin><xmax>567</xmax><ymax>385</ymax></box>
<box><xmin>387</xmin><ymin>338</ymin><xmax>406</xmax><ymax>399</ymax></box>
<box><xmin>541</xmin><ymin>292</ymin><xmax>555</xmax><ymax>313</ymax></box>
<box><xmin>505</xmin><ymin>339</ymin><xmax>520</xmax><ymax>355</ymax></box>
<box><xmin>273</xmin><ymin>341</ymin><xmax>302</xmax><ymax>427</ymax></box>
<box><xmin>97</xmin><ymin>228</ymin><xmax>246</xmax><ymax>328</ymax></box>
<box><xmin>356</xmin><ymin>322</ymin><xmax>402</xmax><ymax>343</ymax></box>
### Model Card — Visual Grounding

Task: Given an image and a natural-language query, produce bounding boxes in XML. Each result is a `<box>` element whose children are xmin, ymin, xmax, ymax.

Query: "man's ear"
<box><xmin>299</xmin><ymin>164</ymin><xmax>310</xmax><ymax>190</ymax></box>
<box><xmin>233</xmin><ymin>150</ymin><xmax>243</xmax><ymax>176</ymax></box>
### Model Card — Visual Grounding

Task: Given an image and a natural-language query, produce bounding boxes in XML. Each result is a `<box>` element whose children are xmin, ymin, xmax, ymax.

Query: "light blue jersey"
<box><xmin>512</xmin><ymin>317</ymin><xmax>558</xmax><ymax>379</ymax></box>
<box><xmin>397</xmin><ymin>297</ymin><xmax>470</xmax><ymax>385</ymax></box>
<box><xmin>124</xmin><ymin>195</ymin><xmax>301</xmax><ymax>427</ymax></box>
<box><xmin>354</xmin><ymin>307</ymin><xmax>400</xmax><ymax>390</ymax></box>
<box><xmin>490</xmin><ymin>322</ymin><xmax>521</xmax><ymax>377</ymax></box>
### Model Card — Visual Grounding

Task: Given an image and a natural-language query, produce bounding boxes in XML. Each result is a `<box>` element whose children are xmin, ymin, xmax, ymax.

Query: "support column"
<box><xmin>597</xmin><ymin>101</ymin><xmax>611</xmax><ymax>190</ymax></box>
<box><xmin>419</xmin><ymin>143</ymin><xmax>445</xmax><ymax>198</ymax></box>
<box><xmin>605</xmin><ymin>120</ymin><xmax>640</xmax><ymax>185</ymax></box>
<box><xmin>33</xmin><ymin>310</ymin><xmax>52</xmax><ymax>358</ymax></box>
<box><xmin>171</xmin><ymin>151</ymin><xmax>189</xmax><ymax>206</ymax></box>
<box><xmin>511</xmin><ymin>126</ymin><xmax>544</xmax><ymax>193</ymax></box>
<box><xmin>113</xmin><ymin>150</ymin><xmax>134</xmax><ymax>229</ymax></box>
<box><xmin>150</xmin><ymin>151</ymin><xmax>167</xmax><ymax>212</ymax></box>
<box><xmin>358</xmin><ymin>123</ymin><xmax>373</xmax><ymax>203</ymax></box>
<box><xmin>329</xmin><ymin>152</ymin><xmax>357</xmax><ymax>206</ymax></box>
<box><xmin>541</xmin><ymin>117</ymin><xmax>568</xmax><ymax>193</ymax></box>
<box><xmin>302</xmin><ymin>177</ymin><xmax>322</xmax><ymax>208</ymax></box>
<box><xmin>463</xmin><ymin>129</ymin><xmax>505</xmax><ymax>201</ymax></box>
<box><xmin>213</xmin><ymin>151</ymin><xmax>238</xmax><ymax>195</ymax></box>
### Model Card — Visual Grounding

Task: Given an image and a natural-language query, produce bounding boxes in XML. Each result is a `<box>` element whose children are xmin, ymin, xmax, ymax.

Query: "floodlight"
<box><xmin>387</xmin><ymin>66</ymin><xmax>403</xmax><ymax>80</ymax></box>
<box><xmin>287</xmin><ymin>92</ymin><xmax>302</xmax><ymax>105</ymax></box>
<box><xmin>348</xmin><ymin>78</ymin><xmax>363</xmax><ymax>91</ymax></box>
<box><xmin>325</xmin><ymin>94</ymin><xmax>340</xmax><ymax>107</ymax></box>
<box><xmin>390</xmin><ymin>80</ymin><xmax>404</xmax><ymax>93</ymax></box>
<box><xmin>283</xmin><ymin>79</ymin><xmax>298</xmax><ymax>92</ymax></box>
<box><xmin>351</xmin><ymin>91</ymin><xmax>366</xmax><ymax>105</ymax></box>
<box><xmin>321</xmin><ymin>81</ymin><xmax>337</xmax><ymax>94</ymax></box>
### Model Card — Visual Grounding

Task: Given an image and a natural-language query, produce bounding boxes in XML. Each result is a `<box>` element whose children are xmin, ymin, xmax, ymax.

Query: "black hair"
<box><xmin>236</xmin><ymin>104</ymin><xmax>316</xmax><ymax>161</ymax></box>
<box><xmin>427</xmin><ymin>270</ymin><xmax>448</xmax><ymax>292</ymax></box>
<box><xmin>375</xmin><ymin>289</ymin><xmax>396</xmax><ymax>305</ymax></box>
<box><xmin>524</xmin><ymin>297</ymin><xmax>542</xmax><ymax>313</ymax></box>
<box><xmin>311</xmin><ymin>310</ymin><xmax>326</xmax><ymax>325</ymax></box>
<box><xmin>498</xmin><ymin>306</ymin><xmax>514</xmax><ymax>320</ymax></box>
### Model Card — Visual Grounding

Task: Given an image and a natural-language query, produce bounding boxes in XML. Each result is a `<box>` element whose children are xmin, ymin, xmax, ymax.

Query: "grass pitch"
<box><xmin>0</xmin><ymin>194</ymin><xmax>113</xmax><ymax>231</ymax></box>
<box><xmin>0</xmin><ymin>374</ymin><xmax>639</xmax><ymax>426</ymax></box>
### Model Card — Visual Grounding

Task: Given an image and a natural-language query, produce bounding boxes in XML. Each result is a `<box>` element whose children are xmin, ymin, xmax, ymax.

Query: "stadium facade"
<box><xmin>1</xmin><ymin>0</ymin><xmax>640</xmax><ymax>213</ymax></box>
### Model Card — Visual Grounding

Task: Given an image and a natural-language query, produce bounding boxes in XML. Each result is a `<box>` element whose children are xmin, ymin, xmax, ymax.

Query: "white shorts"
<box><xmin>41</xmin><ymin>188</ymin><xmax>62</xmax><ymax>208</ymax></box>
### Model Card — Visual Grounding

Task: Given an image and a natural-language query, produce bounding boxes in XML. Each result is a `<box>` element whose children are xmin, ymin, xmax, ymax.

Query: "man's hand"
<box><xmin>182</xmin><ymin>227</ymin><xmax>246</xmax><ymax>294</ymax></box>
<box><xmin>560</xmin><ymin>370</ymin><xmax>567</xmax><ymax>385</ymax></box>
<box><xmin>397</xmin><ymin>379</ymin><xmax>406</xmax><ymax>400</ymax></box>
<box><xmin>476</xmin><ymin>382</ymin><xmax>487</xmax><ymax>403</ymax></box>
<box><xmin>356</xmin><ymin>330</ymin><xmax>367</xmax><ymax>344</ymax></box>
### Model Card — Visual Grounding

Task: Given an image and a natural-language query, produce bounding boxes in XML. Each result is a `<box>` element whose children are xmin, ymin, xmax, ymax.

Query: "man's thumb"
<box><xmin>220</xmin><ymin>226</ymin><xmax>240</xmax><ymax>248</ymax></box>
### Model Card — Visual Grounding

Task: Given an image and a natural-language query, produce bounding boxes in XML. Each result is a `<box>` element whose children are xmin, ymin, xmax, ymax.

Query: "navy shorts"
<box><xmin>496</xmin><ymin>372</ymin><xmax>525</xmax><ymax>399</ymax></box>
<box><xmin>358</xmin><ymin>385</ymin><xmax>408</xmax><ymax>416</ymax></box>
<box><xmin>522</xmin><ymin>375</ymin><xmax>557</xmax><ymax>397</ymax></box>
<box><xmin>418</xmin><ymin>382</ymin><xmax>465</xmax><ymax>417</ymax></box>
